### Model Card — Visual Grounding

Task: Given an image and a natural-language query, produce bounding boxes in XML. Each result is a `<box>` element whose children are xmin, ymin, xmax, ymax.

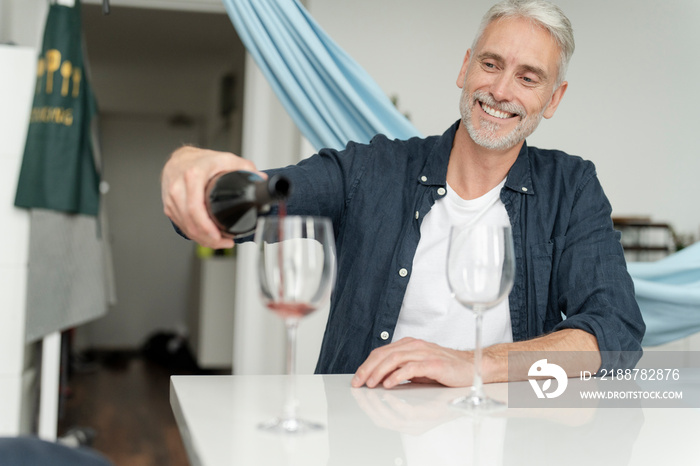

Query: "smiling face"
<box><xmin>458</xmin><ymin>16</ymin><xmax>568</xmax><ymax>151</ymax></box>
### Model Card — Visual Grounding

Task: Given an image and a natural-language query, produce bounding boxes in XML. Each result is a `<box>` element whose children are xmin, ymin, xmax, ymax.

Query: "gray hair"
<box><xmin>472</xmin><ymin>0</ymin><xmax>575</xmax><ymax>87</ymax></box>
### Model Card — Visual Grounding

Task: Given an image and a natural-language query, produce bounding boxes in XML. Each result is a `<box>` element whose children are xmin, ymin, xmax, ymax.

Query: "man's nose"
<box><xmin>489</xmin><ymin>73</ymin><xmax>515</xmax><ymax>102</ymax></box>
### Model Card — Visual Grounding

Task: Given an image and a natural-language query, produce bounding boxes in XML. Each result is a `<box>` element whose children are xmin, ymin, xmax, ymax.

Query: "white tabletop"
<box><xmin>171</xmin><ymin>374</ymin><xmax>700</xmax><ymax>466</ymax></box>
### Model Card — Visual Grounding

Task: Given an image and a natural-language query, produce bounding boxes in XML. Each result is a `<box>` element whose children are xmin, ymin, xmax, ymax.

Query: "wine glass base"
<box><xmin>450</xmin><ymin>394</ymin><xmax>507</xmax><ymax>414</ymax></box>
<box><xmin>258</xmin><ymin>416</ymin><xmax>324</xmax><ymax>434</ymax></box>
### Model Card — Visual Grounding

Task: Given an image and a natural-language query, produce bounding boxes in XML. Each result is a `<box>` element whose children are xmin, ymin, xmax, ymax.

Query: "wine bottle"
<box><xmin>206</xmin><ymin>170</ymin><xmax>290</xmax><ymax>237</ymax></box>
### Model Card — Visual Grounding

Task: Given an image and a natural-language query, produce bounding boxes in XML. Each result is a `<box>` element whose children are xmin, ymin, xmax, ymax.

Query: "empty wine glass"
<box><xmin>447</xmin><ymin>223</ymin><xmax>514</xmax><ymax>412</ymax></box>
<box><xmin>255</xmin><ymin>215</ymin><xmax>336</xmax><ymax>433</ymax></box>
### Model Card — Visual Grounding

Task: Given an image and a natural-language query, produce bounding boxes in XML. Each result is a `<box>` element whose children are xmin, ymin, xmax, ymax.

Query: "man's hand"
<box><xmin>161</xmin><ymin>146</ymin><xmax>262</xmax><ymax>249</ymax></box>
<box><xmin>351</xmin><ymin>337</ymin><xmax>478</xmax><ymax>389</ymax></box>
<box><xmin>351</xmin><ymin>329</ymin><xmax>600</xmax><ymax>389</ymax></box>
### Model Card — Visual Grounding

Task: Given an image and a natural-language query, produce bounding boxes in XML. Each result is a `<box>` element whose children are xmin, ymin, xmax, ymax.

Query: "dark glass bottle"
<box><xmin>206</xmin><ymin>170</ymin><xmax>290</xmax><ymax>237</ymax></box>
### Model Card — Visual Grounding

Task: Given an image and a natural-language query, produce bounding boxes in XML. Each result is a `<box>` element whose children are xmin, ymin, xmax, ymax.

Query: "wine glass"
<box><xmin>254</xmin><ymin>215</ymin><xmax>337</xmax><ymax>433</ymax></box>
<box><xmin>446</xmin><ymin>223</ymin><xmax>514</xmax><ymax>412</ymax></box>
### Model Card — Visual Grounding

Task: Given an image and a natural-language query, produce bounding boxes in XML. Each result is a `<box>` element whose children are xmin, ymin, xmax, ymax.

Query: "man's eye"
<box><xmin>483</xmin><ymin>62</ymin><xmax>496</xmax><ymax>69</ymax></box>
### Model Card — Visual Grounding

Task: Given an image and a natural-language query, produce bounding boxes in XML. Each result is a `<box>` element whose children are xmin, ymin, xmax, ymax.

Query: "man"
<box><xmin>161</xmin><ymin>0</ymin><xmax>645</xmax><ymax>389</ymax></box>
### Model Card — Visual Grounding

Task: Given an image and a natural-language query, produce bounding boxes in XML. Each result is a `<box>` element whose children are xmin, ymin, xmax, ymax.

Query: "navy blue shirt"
<box><xmin>264</xmin><ymin>121</ymin><xmax>645</xmax><ymax>374</ymax></box>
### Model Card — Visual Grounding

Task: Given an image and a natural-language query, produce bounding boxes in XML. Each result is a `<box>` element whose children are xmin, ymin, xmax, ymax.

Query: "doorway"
<box><xmin>77</xmin><ymin>4</ymin><xmax>246</xmax><ymax>350</ymax></box>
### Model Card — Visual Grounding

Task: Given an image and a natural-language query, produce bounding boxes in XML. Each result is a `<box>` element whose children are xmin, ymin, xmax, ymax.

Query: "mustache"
<box><xmin>472</xmin><ymin>90</ymin><xmax>526</xmax><ymax>118</ymax></box>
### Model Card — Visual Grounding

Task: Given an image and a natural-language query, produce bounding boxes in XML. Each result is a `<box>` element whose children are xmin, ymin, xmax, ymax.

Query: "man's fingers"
<box><xmin>353</xmin><ymin>338</ymin><xmax>426</xmax><ymax>388</ymax></box>
<box><xmin>380</xmin><ymin>358</ymin><xmax>437</xmax><ymax>389</ymax></box>
<box><xmin>353</xmin><ymin>338</ymin><xmax>475</xmax><ymax>389</ymax></box>
<box><xmin>161</xmin><ymin>146</ymin><xmax>259</xmax><ymax>248</ymax></box>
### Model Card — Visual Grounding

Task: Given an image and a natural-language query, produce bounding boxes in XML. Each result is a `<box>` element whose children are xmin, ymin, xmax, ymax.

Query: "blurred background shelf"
<box><xmin>614</xmin><ymin>216</ymin><xmax>677</xmax><ymax>262</ymax></box>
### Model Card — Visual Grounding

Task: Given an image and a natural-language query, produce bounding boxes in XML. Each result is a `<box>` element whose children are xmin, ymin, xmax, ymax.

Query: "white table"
<box><xmin>171</xmin><ymin>374</ymin><xmax>700</xmax><ymax>466</ymax></box>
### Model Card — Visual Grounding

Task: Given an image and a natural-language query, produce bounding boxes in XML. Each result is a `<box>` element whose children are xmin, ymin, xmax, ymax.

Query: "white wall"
<box><xmin>0</xmin><ymin>44</ymin><xmax>35</xmax><ymax>435</ymax></box>
<box><xmin>0</xmin><ymin>0</ymin><xmax>46</xmax><ymax>47</ymax></box>
<box><xmin>308</xmin><ymin>0</ymin><xmax>700</xmax><ymax>239</ymax></box>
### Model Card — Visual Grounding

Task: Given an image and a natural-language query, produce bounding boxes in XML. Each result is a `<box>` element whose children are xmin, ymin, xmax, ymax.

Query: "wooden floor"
<box><xmin>58</xmin><ymin>351</ymin><xmax>223</xmax><ymax>466</ymax></box>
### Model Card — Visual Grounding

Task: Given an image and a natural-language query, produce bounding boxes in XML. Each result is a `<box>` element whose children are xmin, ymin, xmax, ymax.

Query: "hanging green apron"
<box><xmin>14</xmin><ymin>0</ymin><xmax>100</xmax><ymax>216</ymax></box>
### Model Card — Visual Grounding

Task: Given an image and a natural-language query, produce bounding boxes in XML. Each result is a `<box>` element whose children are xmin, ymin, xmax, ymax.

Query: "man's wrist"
<box><xmin>480</xmin><ymin>345</ymin><xmax>509</xmax><ymax>383</ymax></box>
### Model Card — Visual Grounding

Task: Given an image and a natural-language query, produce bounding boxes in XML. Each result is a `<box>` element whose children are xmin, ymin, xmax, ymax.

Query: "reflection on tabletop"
<box><xmin>342</xmin><ymin>380</ymin><xmax>642</xmax><ymax>466</ymax></box>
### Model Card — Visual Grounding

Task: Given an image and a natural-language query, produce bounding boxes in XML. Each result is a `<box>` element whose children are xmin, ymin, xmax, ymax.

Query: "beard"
<box><xmin>460</xmin><ymin>88</ymin><xmax>545</xmax><ymax>151</ymax></box>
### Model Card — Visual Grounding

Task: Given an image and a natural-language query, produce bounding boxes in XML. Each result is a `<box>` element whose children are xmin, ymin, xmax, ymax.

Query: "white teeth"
<box><xmin>481</xmin><ymin>103</ymin><xmax>512</xmax><ymax>119</ymax></box>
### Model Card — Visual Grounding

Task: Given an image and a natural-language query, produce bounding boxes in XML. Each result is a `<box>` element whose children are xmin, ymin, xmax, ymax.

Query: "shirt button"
<box><xmin>420</xmin><ymin>176</ymin><xmax>427</xmax><ymax>182</ymax></box>
<box><xmin>437</xmin><ymin>187</ymin><xmax>446</xmax><ymax>196</ymax></box>
<box><xmin>521</xmin><ymin>187</ymin><xmax>528</xmax><ymax>192</ymax></box>
<box><xmin>380</xmin><ymin>331</ymin><xmax>390</xmax><ymax>340</ymax></box>
<box><xmin>415</xmin><ymin>211</ymin><xmax>420</xmax><ymax>220</ymax></box>
<box><xmin>398</xmin><ymin>268</ymin><xmax>408</xmax><ymax>277</ymax></box>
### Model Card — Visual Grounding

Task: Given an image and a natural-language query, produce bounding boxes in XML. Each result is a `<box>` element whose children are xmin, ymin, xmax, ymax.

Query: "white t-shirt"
<box><xmin>392</xmin><ymin>180</ymin><xmax>513</xmax><ymax>350</ymax></box>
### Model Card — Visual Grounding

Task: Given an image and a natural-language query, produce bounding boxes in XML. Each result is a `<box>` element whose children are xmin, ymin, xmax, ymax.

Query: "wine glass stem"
<box><xmin>283</xmin><ymin>318</ymin><xmax>300</xmax><ymax>422</ymax></box>
<box><xmin>472</xmin><ymin>308</ymin><xmax>484</xmax><ymax>398</ymax></box>
<box><xmin>285</xmin><ymin>318</ymin><xmax>299</xmax><ymax>376</ymax></box>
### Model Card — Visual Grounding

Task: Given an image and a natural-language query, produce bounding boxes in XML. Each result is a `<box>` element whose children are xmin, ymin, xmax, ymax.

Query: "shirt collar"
<box><xmin>418</xmin><ymin>121</ymin><xmax>458</xmax><ymax>187</ymax></box>
<box><xmin>419</xmin><ymin>120</ymin><xmax>534</xmax><ymax>196</ymax></box>
<box><xmin>504</xmin><ymin>141</ymin><xmax>535</xmax><ymax>196</ymax></box>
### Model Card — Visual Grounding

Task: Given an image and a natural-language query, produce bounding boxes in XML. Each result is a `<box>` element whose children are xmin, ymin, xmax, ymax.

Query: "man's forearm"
<box><xmin>482</xmin><ymin>329</ymin><xmax>601</xmax><ymax>383</ymax></box>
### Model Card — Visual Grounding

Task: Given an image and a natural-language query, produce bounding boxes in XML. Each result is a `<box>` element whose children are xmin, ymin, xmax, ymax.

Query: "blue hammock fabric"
<box><xmin>627</xmin><ymin>242</ymin><xmax>700</xmax><ymax>347</ymax></box>
<box><xmin>222</xmin><ymin>0</ymin><xmax>420</xmax><ymax>151</ymax></box>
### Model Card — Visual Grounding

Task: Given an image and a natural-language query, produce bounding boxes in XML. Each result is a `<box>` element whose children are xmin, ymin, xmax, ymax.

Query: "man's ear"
<box><xmin>543</xmin><ymin>81</ymin><xmax>568</xmax><ymax>119</ymax></box>
<box><xmin>456</xmin><ymin>49</ymin><xmax>472</xmax><ymax>89</ymax></box>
